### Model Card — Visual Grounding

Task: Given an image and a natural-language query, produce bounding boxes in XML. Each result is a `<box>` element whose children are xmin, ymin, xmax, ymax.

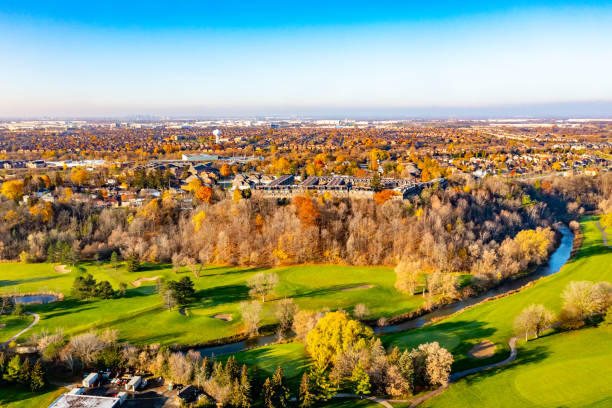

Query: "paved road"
<box><xmin>1</xmin><ymin>312</ymin><xmax>40</xmax><ymax>347</ymax></box>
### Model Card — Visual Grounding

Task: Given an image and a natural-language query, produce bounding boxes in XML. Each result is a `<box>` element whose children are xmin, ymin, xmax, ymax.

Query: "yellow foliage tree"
<box><xmin>70</xmin><ymin>169</ymin><xmax>90</xmax><ymax>185</ymax></box>
<box><xmin>1</xmin><ymin>180</ymin><xmax>24</xmax><ymax>201</ymax></box>
<box><xmin>306</xmin><ymin>311</ymin><xmax>373</xmax><ymax>369</ymax></box>
<box><xmin>192</xmin><ymin>210</ymin><xmax>207</xmax><ymax>232</ymax></box>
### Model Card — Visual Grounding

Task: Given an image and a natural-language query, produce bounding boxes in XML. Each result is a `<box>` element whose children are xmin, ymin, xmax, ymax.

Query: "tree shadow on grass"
<box><xmin>196</xmin><ymin>284</ymin><xmax>251</xmax><ymax>307</ymax></box>
<box><xmin>461</xmin><ymin>344</ymin><xmax>550</xmax><ymax>385</ymax></box>
<box><xmin>200</xmin><ymin>266</ymin><xmax>268</xmax><ymax>278</ymax></box>
<box><xmin>290</xmin><ymin>283</ymin><xmax>371</xmax><ymax>299</ymax></box>
<box><xmin>0</xmin><ymin>275</ymin><xmax>61</xmax><ymax>287</ymax></box>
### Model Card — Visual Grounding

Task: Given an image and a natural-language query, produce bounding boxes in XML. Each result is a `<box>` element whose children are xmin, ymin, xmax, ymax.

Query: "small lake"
<box><xmin>196</xmin><ymin>225</ymin><xmax>574</xmax><ymax>356</ymax></box>
<box><xmin>13</xmin><ymin>294</ymin><xmax>59</xmax><ymax>304</ymax></box>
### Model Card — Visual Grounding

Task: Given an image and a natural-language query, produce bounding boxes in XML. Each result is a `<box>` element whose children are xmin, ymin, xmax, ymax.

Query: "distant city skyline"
<box><xmin>1</xmin><ymin>1</ymin><xmax>612</xmax><ymax>117</ymax></box>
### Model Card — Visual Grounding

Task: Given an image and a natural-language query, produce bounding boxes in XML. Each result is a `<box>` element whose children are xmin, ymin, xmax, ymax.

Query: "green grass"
<box><xmin>0</xmin><ymin>261</ymin><xmax>426</xmax><ymax>345</ymax></box>
<box><xmin>0</xmin><ymin>315</ymin><xmax>33</xmax><ymax>342</ymax></box>
<box><xmin>319</xmin><ymin>398</ymin><xmax>382</xmax><ymax>407</ymax></box>
<box><xmin>421</xmin><ymin>326</ymin><xmax>612</xmax><ymax>408</ymax></box>
<box><xmin>0</xmin><ymin>386</ymin><xmax>66</xmax><ymax>408</ymax></box>
<box><xmin>382</xmin><ymin>215</ymin><xmax>612</xmax><ymax>371</ymax></box>
<box><xmin>229</xmin><ymin>342</ymin><xmax>309</xmax><ymax>379</ymax></box>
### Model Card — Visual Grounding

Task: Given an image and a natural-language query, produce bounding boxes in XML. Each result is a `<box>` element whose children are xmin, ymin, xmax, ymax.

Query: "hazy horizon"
<box><xmin>2</xmin><ymin>1</ymin><xmax>612</xmax><ymax>117</ymax></box>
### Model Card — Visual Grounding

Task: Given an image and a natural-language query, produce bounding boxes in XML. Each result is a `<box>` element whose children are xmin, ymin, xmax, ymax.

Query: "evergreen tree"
<box><xmin>110</xmin><ymin>251</ymin><xmax>118</xmax><ymax>269</ymax></box>
<box><xmin>309</xmin><ymin>365</ymin><xmax>337</xmax><ymax>402</ymax></box>
<box><xmin>262</xmin><ymin>378</ymin><xmax>274</xmax><ymax>408</ymax></box>
<box><xmin>4</xmin><ymin>355</ymin><xmax>21</xmax><ymax>383</ymax></box>
<box><xmin>225</xmin><ymin>356</ymin><xmax>239</xmax><ymax>380</ymax></box>
<box><xmin>370</xmin><ymin>172</ymin><xmax>382</xmax><ymax>192</ymax></box>
<box><xmin>298</xmin><ymin>372</ymin><xmax>315</xmax><ymax>408</ymax></box>
<box><xmin>30</xmin><ymin>360</ymin><xmax>45</xmax><ymax>392</ymax></box>
<box><xmin>19</xmin><ymin>357</ymin><xmax>31</xmax><ymax>386</ymax></box>
<box><xmin>272</xmin><ymin>366</ymin><xmax>290</xmax><ymax>407</ymax></box>
<box><xmin>72</xmin><ymin>274</ymin><xmax>98</xmax><ymax>299</ymax></box>
<box><xmin>350</xmin><ymin>362</ymin><xmax>371</xmax><ymax>397</ymax></box>
<box><xmin>126</xmin><ymin>254</ymin><xmax>140</xmax><ymax>273</ymax></box>
<box><xmin>96</xmin><ymin>281</ymin><xmax>115</xmax><ymax>299</ymax></box>
<box><xmin>238</xmin><ymin>365</ymin><xmax>252</xmax><ymax>408</ymax></box>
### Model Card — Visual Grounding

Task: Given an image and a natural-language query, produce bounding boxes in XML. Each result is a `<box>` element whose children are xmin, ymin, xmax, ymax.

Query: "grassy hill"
<box><xmin>421</xmin><ymin>326</ymin><xmax>612</xmax><ymax>408</ymax></box>
<box><xmin>0</xmin><ymin>262</ymin><xmax>425</xmax><ymax>345</ymax></box>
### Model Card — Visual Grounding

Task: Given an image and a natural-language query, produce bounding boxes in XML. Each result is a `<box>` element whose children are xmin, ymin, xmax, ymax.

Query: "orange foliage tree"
<box><xmin>195</xmin><ymin>186</ymin><xmax>213</xmax><ymax>203</ymax></box>
<box><xmin>293</xmin><ymin>196</ymin><xmax>319</xmax><ymax>227</ymax></box>
<box><xmin>374</xmin><ymin>189</ymin><xmax>398</xmax><ymax>205</ymax></box>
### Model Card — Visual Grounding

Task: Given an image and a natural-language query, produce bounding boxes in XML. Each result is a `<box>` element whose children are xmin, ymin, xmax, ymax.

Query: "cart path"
<box><xmin>1</xmin><ymin>312</ymin><xmax>40</xmax><ymax>347</ymax></box>
<box><xmin>333</xmin><ymin>334</ymin><xmax>523</xmax><ymax>407</ymax></box>
<box><xmin>596</xmin><ymin>221</ymin><xmax>610</xmax><ymax>248</ymax></box>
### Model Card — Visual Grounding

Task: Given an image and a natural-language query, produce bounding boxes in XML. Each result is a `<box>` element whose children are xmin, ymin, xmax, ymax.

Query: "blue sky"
<box><xmin>1</xmin><ymin>1</ymin><xmax>612</xmax><ymax>117</ymax></box>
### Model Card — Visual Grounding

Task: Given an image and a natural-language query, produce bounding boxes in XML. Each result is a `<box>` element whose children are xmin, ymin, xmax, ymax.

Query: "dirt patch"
<box><xmin>131</xmin><ymin>276</ymin><xmax>160</xmax><ymax>287</ymax></box>
<box><xmin>341</xmin><ymin>284</ymin><xmax>374</xmax><ymax>292</ymax></box>
<box><xmin>468</xmin><ymin>340</ymin><xmax>496</xmax><ymax>359</ymax></box>
<box><xmin>0</xmin><ymin>324</ymin><xmax>5</xmax><ymax>329</ymax></box>
<box><xmin>54</xmin><ymin>264</ymin><xmax>71</xmax><ymax>274</ymax></box>
<box><xmin>213</xmin><ymin>314</ymin><xmax>233</xmax><ymax>322</ymax></box>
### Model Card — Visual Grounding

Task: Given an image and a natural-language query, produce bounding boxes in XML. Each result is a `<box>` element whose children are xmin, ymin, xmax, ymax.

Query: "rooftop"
<box><xmin>49</xmin><ymin>394</ymin><xmax>119</xmax><ymax>408</ymax></box>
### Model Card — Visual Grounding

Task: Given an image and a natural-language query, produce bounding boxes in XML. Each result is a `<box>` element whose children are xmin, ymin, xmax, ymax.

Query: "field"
<box><xmin>421</xmin><ymin>326</ymin><xmax>612</xmax><ymax>407</ymax></box>
<box><xmin>381</xmin><ymin>216</ymin><xmax>612</xmax><ymax>371</ymax></box>
<box><xmin>0</xmin><ymin>262</ymin><xmax>426</xmax><ymax>345</ymax></box>
<box><xmin>0</xmin><ymin>386</ymin><xmax>66</xmax><ymax>408</ymax></box>
<box><xmin>0</xmin><ymin>315</ymin><xmax>33</xmax><ymax>343</ymax></box>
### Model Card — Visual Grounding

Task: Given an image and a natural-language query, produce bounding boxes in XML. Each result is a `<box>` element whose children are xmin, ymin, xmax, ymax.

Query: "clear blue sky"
<box><xmin>1</xmin><ymin>1</ymin><xmax>612</xmax><ymax>117</ymax></box>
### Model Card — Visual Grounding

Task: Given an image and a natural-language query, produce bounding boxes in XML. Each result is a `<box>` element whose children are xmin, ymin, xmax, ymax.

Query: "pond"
<box><xmin>12</xmin><ymin>294</ymin><xmax>59</xmax><ymax>304</ymax></box>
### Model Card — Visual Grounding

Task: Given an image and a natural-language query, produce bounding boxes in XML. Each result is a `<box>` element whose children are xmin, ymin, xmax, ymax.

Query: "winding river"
<box><xmin>197</xmin><ymin>225</ymin><xmax>574</xmax><ymax>357</ymax></box>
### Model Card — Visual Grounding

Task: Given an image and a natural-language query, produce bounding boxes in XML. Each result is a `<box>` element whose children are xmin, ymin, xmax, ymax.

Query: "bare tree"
<box><xmin>394</xmin><ymin>260</ymin><xmax>421</xmax><ymax>296</ymax></box>
<box><xmin>410</xmin><ymin>342</ymin><xmax>453</xmax><ymax>386</ymax></box>
<box><xmin>353</xmin><ymin>303</ymin><xmax>369</xmax><ymax>320</ymax></box>
<box><xmin>69</xmin><ymin>331</ymin><xmax>106</xmax><ymax>367</ymax></box>
<box><xmin>247</xmin><ymin>272</ymin><xmax>279</xmax><ymax>302</ymax></box>
<box><xmin>239</xmin><ymin>301</ymin><xmax>262</xmax><ymax>336</ymax></box>
<box><xmin>168</xmin><ymin>352</ymin><xmax>193</xmax><ymax>384</ymax></box>
<box><xmin>275</xmin><ymin>298</ymin><xmax>298</xmax><ymax>339</ymax></box>
<box><xmin>562</xmin><ymin>281</ymin><xmax>612</xmax><ymax>321</ymax></box>
<box><xmin>514</xmin><ymin>304</ymin><xmax>555</xmax><ymax>340</ymax></box>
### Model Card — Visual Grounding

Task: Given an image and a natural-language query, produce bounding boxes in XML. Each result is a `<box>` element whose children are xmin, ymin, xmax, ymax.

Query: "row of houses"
<box><xmin>232</xmin><ymin>173</ymin><xmax>444</xmax><ymax>199</ymax></box>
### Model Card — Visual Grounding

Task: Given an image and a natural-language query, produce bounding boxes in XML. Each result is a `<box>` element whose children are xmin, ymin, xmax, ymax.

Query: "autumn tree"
<box><xmin>514</xmin><ymin>304</ymin><xmax>556</xmax><ymax>341</ymax></box>
<box><xmin>409</xmin><ymin>342</ymin><xmax>453</xmax><ymax>386</ymax></box>
<box><xmin>395</xmin><ymin>260</ymin><xmax>421</xmax><ymax>296</ymax></box>
<box><xmin>560</xmin><ymin>281</ymin><xmax>612</xmax><ymax>324</ymax></box>
<box><xmin>374</xmin><ymin>189</ymin><xmax>398</xmax><ymax>205</ymax></box>
<box><xmin>247</xmin><ymin>272</ymin><xmax>279</xmax><ymax>302</ymax></box>
<box><xmin>306</xmin><ymin>311</ymin><xmax>373</xmax><ymax>369</ymax></box>
<box><xmin>239</xmin><ymin>301</ymin><xmax>262</xmax><ymax>336</ymax></box>
<box><xmin>275</xmin><ymin>298</ymin><xmax>298</xmax><ymax>338</ymax></box>
<box><xmin>1</xmin><ymin>180</ymin><xmax>24</xmax><ymax>202</ymax></box>
<box><xmin>195</xmin><ymin>185</ymin><xmax>213</xmax><ymax>204</ymax></box>
<box><xmin>220</xmin><ymin>163</ymin><xmax>231</xmax><ymax>177</ymax></box>
<box><xmin>293</xmin><ymin>196</ymin><xmax>319</xmax><ymax>227</ymax></box>
<box><xmin>70</xmin><ymin>169</ymin><xmax>90</xmax><ymax>185</ymax></box>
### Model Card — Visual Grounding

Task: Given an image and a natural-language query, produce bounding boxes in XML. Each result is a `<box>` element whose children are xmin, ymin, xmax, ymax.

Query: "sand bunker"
<box><xmin>213</xmin><ymin>314</ymin><xmax>233</xmax><ymax>322</ymax></box>
<box><xmin>54</xmin><ymin>264</ymin><xmax>71</xmax><ymax>274</ymax></box>
<box><xmin>131</xmin><ymin>276</ymin><xmax>160</xmax><ymax>287</ymax></box>
<box><xmin>341</xmin><ymin>284</ymin><xmax>374</xmax><ymax>292</ymax></box>
<box><xmin>468</xmin><ymin>340</ymin><xmax>496</xmax><ymax>359</ymax></box>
